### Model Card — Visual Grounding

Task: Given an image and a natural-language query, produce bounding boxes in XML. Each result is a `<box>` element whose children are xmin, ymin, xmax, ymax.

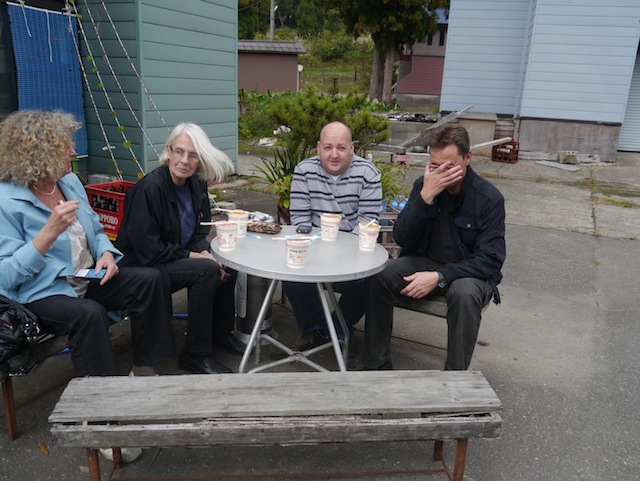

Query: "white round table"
<box><xmin>212</xmin><ymin>226</ymin><xmax>389</xmax><ymax>373</ymax></box>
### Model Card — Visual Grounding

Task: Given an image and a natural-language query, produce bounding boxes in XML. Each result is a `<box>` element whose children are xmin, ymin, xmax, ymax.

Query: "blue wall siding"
<box><xmin>140</xmin><ymin>0</ymin><xmax>237</xmax><ymax>173</ymax></box>
<box><xmin>441</xmin><ymin>0</ymin><xmax>531</xmax><ymax>115</ymax></box>
<box><xmin>80</xmin><ymin>0</ymin><xmax>143</xmax><ymax>179</ymax></box>
<box><xmin>519</xmin><ymin>0</ymin><xmax>640</xmax><ymax>122</ymax></box>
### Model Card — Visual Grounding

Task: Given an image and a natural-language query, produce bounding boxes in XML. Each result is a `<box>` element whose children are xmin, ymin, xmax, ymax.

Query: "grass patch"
<box><xmin>238</xmin><ymin>140</ymin><xmax>276</xmax><ymax>157</ymax></box>
<box><xmin>300</xmin><ymin>60</ymin><xmax>371</xmax><ymax>95</ymax></box>
<box><xmin>593</xmin><ymin>196</ymin><xmax>637</xmax><ymax>208</ymax></box>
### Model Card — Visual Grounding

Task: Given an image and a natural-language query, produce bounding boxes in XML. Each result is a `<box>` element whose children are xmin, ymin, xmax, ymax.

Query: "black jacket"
<box><xmin>393</xmin><ymin>166</ymin><xmax>506</xmax><ymax>303</ymax></box>
<box><xmin>115</xmin><ymin>165</ymin><xmax>212</xmax><ymax>267</ymax></box>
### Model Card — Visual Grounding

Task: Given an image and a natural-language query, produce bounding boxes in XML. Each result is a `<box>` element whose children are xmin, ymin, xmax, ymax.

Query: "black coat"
<box><xmin>116</xmin><ymin>165</ymin><xmax>212</xmax><ymax>267</ymax></box>
<box><xmin>393</xmin><ymin>166</ymin><xmax>506</xmax><ymax>303</ymax></box>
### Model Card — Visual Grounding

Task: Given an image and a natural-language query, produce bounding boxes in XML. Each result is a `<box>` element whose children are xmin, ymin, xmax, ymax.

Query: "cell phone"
<box><xmin>296</xmin><ymin>225</ymin><xmax>312</xmax><ymax>234</ymax></box>
<box><xmin>75</xmin><ymin>268</ymin><xmax>107</xmax><ymax>279</ymax></box>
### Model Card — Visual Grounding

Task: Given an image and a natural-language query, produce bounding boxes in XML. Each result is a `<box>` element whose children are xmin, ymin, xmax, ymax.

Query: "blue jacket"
<box><xmin>0</xmin><ymin>174</ymin><xmax>122</xmax><ymax>304</ymax></box>
<box><xmin>393</xmin><ymin>167</ymin><xmax>506</xmax><ymax>303</ymax></box>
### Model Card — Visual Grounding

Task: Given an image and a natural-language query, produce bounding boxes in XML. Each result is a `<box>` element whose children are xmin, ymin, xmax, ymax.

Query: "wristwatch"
<box><xmin>437</xmin><ymin>272</ymin><xmax>447</xmax><ymax>289</ymax></box>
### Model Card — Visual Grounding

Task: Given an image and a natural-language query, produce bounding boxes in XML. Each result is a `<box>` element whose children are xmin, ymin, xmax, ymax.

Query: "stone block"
<box><xmin>558</xmin><ymin>150</ymin><xmax>579</xmax><ymax>164</ymax></box>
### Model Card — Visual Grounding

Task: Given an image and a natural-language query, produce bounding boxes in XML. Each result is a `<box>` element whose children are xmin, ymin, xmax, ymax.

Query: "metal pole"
<box><xmin>269</xmin><ymin>0</ymin><xmax>275</xmax><ymax>41</ymax></box>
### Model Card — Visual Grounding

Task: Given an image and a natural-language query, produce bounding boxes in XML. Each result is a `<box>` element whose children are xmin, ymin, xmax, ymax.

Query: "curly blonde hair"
<box><xmin>0</xmin><ymin>110</ymin><xmax>80</xmax><ymax>186</ymax></box>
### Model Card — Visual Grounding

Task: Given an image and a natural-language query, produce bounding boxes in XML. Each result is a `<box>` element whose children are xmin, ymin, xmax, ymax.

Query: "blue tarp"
<box><xmin>8</xmin><ymin>4</ymin><xmax>87</xmax><ymax>156</ymax></box>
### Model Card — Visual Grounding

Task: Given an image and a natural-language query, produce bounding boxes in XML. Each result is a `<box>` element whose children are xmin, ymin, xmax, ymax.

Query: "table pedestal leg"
<box><xmin>238</xmin><ymin>279</ymin><xmax>279</xmax><ymax>373</ymax></box>
<box><xmin>323</xmin><ymin>283</ymin><xmax>349</xmax><ymax>363</ymax></box>
<box><xmin>317</xmin><ymin>283</ymin><xmax>347</xmax><ymax>372</ymax></box>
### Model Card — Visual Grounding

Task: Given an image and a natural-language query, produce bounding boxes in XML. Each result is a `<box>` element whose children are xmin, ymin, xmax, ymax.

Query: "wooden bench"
<box><xmin>1</xmin><ymin>333</ymin><xmax>69</xmax><ymax>440</ymax></box>
<box><xmin>1</xmin><ymin>311</ymin><xmax>126</xmax><ymax>441</ymax></box>
<box><xmin>50</xmin><ymin>370</ymin><xmax>502</xmax><ymax>481</ymax></box>
<box><xmin>377</xmin><ymin>209</ymin><xmax>452</xmax><ymax>320</ymax></box>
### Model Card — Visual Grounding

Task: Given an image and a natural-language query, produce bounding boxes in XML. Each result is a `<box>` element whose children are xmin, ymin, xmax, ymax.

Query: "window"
<box><xmin>438</xmin><ymin>25</ymin><xmax>447</xmax><ymax>47</ymax></box>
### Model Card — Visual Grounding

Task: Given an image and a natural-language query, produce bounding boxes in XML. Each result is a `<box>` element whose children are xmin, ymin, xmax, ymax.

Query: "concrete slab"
<box><xmin>492</xmin><ymin>178</ymin><xmax>594</xmax><ymax>234</ymax></box>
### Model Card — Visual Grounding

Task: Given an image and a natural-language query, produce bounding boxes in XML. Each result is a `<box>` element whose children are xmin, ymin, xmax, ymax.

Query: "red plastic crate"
<box><xmin>84</xmin><ymin>181</ymin><xmax>136</xmax><ymax>239</ymax></box>
<box><xmin>491</xmin><ymin>141</ymin><xmax>519</xmax><ymax>164</ymax></box>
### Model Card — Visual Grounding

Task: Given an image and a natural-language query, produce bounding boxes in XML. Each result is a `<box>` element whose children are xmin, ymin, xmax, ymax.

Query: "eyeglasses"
<box><xmin>170</xmin><ymin>146</ymin><xmax>199</xmax><ymax>162</ymax></box>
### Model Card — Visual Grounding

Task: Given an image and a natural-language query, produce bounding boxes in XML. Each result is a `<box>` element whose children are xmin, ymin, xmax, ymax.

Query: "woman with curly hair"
<box><xmin>0</xmin><ymin>110</ymin><xmax>176</xmax><ymax>378</ymax></box>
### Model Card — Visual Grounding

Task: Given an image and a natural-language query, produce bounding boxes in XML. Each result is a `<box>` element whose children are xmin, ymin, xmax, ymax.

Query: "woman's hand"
<box><xmin>33</xmin><ymin>200</ymin><xmax>80</xmax><ymax>256</ymax></box>
<box><xmin>94</xmin><ymin>251</ymin><xmax>119</xmax><ymax>285</ymax></box>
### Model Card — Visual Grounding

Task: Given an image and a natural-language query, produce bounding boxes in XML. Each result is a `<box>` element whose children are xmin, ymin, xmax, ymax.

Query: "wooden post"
<box><xmin>452</xmin><ymin>438</ymin><xmax>469</xmax><ymax>481</ymax></box>
<box><xmin>86</xmin><ymin>448</ymin><xmax>102</xmax><ymax>481</ymax></box>
<box><xmin>269</xmin><ymin>0</ymin><xmax>275</xmax><ymax>41</ymax></box>
<box><xmin>2</xmin><ymin>377</ymin><xmax>17</xmax><ymax>440</ymax></box>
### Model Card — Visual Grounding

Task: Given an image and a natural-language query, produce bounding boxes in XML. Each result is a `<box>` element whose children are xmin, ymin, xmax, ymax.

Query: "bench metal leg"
<box><xmin>86</xmin><ymin>448</ymin><xmax>101</xmax><ymax>481</ymax></box>
<box><xmin>452</xmin><ymin>438</ymin><xmax>469</xmax><ymax>481</ymax></box>
<box><xmin>433</xmin><ymin>438</ymin><xmax>469</xmax><ymax>481</ymax></box>
<box><xmin>1</xmin><ymin>377</ymin><xmax>18</xmax><ymax>440</ymax></box>
<box><xmin>434</xmin><ymin>439</ymin><xmax>444</xmax><ymax>460</ymax></box>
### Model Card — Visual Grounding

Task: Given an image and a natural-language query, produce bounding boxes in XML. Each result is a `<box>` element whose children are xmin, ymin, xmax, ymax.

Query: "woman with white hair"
<box><xmin>116</xmin><ymin>123</ymin><xmax>241</xmax><ymax>374</ymax></box>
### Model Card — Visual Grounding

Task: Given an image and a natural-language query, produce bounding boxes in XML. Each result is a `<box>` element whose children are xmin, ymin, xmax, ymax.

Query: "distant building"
<box><xmin>238</xmin><ymin>40</ymin><xmax>306</xmax><ymax>94</ymax></box>
<box><xmin>396</xmin><ymin>9</ymin><xmax>448</xmax><ymax>108</ymax></box>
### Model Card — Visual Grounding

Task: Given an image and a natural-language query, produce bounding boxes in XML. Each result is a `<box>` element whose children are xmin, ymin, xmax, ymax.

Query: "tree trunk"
<box><xmin>382</xmin><ymin>47</ymin><xmax>398</xmax><ymax>104</ymax></box>
<box><xmin>369</xmin><ymin>48</ymin><xmax>385</xmax><ymax>101</ymax></box>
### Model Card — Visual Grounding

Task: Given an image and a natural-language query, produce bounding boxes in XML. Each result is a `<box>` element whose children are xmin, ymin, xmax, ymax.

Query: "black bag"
<box><xmin>0</xmin><ymin>295</ymin><xmax>40</xmax><ymax>376</ymax></box>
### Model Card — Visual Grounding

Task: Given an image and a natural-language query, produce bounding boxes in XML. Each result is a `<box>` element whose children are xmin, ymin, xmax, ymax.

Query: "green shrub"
<box><xmin>237</xmin><ymin>87</ymin><xmax>394</xmax><ymax>149</ymax></box>
<box><xmin>266</xmin><ymin>84</ymin><xmax>390</xmax><ymax>152</ymax></box>
<box><xmin>253</xmin><ymin>141</ymin><xmax>312</xmax><ymax>208</ymax></box>
<box><xmin>374</xmin><ymin>159</ymin><xmax>409</xmax><ymax>201</ymax></box>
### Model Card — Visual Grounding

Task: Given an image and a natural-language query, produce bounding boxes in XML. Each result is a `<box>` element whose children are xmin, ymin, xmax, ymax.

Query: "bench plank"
<box><xmin>49</xmin><ymin>371</ymin><xmax>501</xmax><ymax>424</ymax></box>
<box><xmin>52</xmin><ymin>413</ymin><xmax>501</xmax><ymax>448</ymax></box>
<box><xmin>394</xmin><ymin>296</ymin><xmax>449</xmax><ymax>317</ymax></box>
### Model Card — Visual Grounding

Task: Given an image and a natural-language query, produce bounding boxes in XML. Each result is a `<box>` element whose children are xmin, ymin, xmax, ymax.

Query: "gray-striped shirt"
<box><xmin>289</xmin><ymin>155</ymin><xmax>382</xmax><ymax>232</ymax></box>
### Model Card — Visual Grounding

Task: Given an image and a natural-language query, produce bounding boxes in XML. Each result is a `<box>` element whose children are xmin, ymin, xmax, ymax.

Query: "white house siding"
<box><xmin>442</xmin><ymin>0</ymin><xmax>640</xmax><ymax>124</ymax></box>
<box><xmin>519</xmin><ymin>0</ymin><xmax>640</xmax><ymax>123</ymax></box>
<box><xmin>440</xmin><ymin>0</ymin><xmax>532</xmax><ymax>115</ymax></box>
<box><xmin>80</xmin><ymin>0</ymin><xmax>237</xmax><ymax>179</ymax></box>
<box><xmin>618</xmin><ymin>52</ymin><xmax>640</xmax><ymax>151</ymax></box>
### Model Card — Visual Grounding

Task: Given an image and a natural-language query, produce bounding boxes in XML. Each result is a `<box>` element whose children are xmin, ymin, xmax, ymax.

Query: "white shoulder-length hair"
<box><xmin>159</xmin><ymin>123</ymin><xmax>235</xmax><ymax>181</ymax></box>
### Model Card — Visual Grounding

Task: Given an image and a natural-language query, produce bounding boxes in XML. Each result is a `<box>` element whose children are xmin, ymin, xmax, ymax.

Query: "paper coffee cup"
<box><xmin>228</xmin><ymin>210</ymin><xmax>249</xmax><ymax>238</ymax></box>
<box><xmin>216</xmin><ymin>222</ymin><xmax>237</xmax><ymax>251</ymax></box>
<box><xmin>358</xmin><ymin>221</ymin><xmax>381</xmax><ymax>251</ymax></box>
<box><xmin>320</xmin><ymin>213</ymin><xmax>341</xmax><ymax>241</ymax></box>
<box><xmin>286</xmin><ymin>238</ymin><xmax>311</xmax><ymax>268</ymax></box>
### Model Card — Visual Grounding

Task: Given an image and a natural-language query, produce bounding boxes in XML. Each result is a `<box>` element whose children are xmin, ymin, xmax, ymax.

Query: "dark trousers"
<box><xmin>363</xmin><ymin>256</ymin><xmax>494</xmax><ymax>370</ymax></box>
<box><xmin>283</xmin><ymin>280</ymin><xmax>365</xmax><ymax>338</ymax></box>
<box><xmin>165</xmin><ymin>258</ymin><xmax>236</xmax><ymax>355</ymax></box>
<box><xmin>26</xmin><ymin>267</ymin><xmax>175</xmax><ymax>377</ymax></box>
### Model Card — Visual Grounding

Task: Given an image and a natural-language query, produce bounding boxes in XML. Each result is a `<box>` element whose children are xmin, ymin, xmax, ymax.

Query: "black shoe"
<box><xmin>292</xmin><ymin>331</ymin><xmax>328</xmax><ymax>351</ymax></box>
<box><xmin>361</xmin><ymin>360</ymin><xmax>393</xmax><ymax>371</ymax></box>
<box><xmin>213</xmin><ymin>333</ymin><xmax>246</xmax><ymax>356</ymax></box>
<box><xmin>178</xmin><ymin>351</ymin><xmax>233</xmax><ymax>374</ymax></box>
